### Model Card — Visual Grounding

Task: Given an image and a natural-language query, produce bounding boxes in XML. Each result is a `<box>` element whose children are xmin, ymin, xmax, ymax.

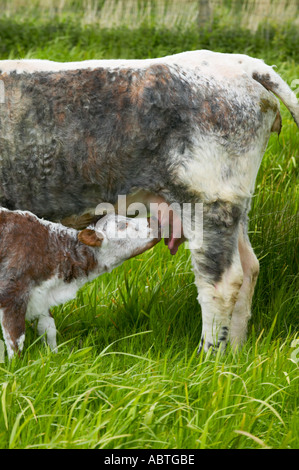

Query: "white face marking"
<box><xmin>100</xmin><ymin>215</ymin><xmax>150</xmax><ymax>240</ymax></box>
<box><xmin>94</xmin><ymin>215</ymin><xmax>157</xmax><ymax>272</ymax></box>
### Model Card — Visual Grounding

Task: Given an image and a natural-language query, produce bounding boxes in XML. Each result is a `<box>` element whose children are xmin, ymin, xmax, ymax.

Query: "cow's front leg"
<box><xmin>189</xmin><ymin>202</ymin><xmax>243</xmax><ymax>352</ymax></box>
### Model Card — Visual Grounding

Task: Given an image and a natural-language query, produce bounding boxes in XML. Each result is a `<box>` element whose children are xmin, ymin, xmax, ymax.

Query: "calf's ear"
<box><xmin>78</xmin><ymin>229</ymin><xmax>103</xmax><ymax>247</ymax></box>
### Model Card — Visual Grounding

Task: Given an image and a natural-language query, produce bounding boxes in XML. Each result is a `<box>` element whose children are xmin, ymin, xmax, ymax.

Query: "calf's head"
<box><xmin>78</xmin><ymin>214</ymin><xmax>160</xmax><ymax>271</ymax></box>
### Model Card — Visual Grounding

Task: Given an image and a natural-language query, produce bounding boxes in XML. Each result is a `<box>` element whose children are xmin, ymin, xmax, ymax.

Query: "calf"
<box><xmin>0</xmin><ymin>209</ymin><xmax>160</xmax><ymax>359</ymax></box>
<box><xmin>0</xmin><ymin>50</ymin><xmax>298</xmax><ymax>352</ymax></box>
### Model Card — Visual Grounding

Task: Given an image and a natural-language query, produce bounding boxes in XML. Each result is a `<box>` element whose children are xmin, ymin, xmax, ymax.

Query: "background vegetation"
<box><xmin>0</xmin><ymin>0</ymin><xmax>298</xmax><ymax>449</ymax></box>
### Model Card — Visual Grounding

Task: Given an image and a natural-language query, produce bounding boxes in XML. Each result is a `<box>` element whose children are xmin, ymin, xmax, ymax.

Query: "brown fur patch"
<box><xmin>61</xmin><ymin>212</ymin><xmax>101</xmax><ymax>230</ymax></box>
<box><xmin>78</xmin><ymin>228</ymin><xmax>103</xmax><ymax>247</ymax></box>
<box><xmin>258</xmin><ymin>98</ymin><xmax>281</xmax><ymax>135</ymax></box>
<box><xmin>271</xmin><ymin>110</ymin><xmax>282</xmax><ymax>134</ymax></box>
<box><xmin>259</xmin><ymin>97</ymin><xmax>278</xmax><ymax>114</ymax></box>
<box><xmin>252</xmin><ymin>72</ymin><xmax>279</xmax><ymax>91</ymax></box>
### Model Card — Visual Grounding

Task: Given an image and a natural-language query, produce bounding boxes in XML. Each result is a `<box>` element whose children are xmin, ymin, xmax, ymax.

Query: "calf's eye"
<box><xmin>118</xmin><ymin>222</ymin><xmax>128</xmax><ymax>230</ymax></box>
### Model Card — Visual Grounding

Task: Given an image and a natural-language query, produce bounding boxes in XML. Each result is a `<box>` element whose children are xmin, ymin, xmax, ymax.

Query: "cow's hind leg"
<box><xmin>229</xmin><ymin>218</ymin><xmax>259</xmax><ymax>348</ymax></box>
<box><xmin>189</xmin><ymin>201</ymin><xmax>244</xmax><ymax>352</ymax></box>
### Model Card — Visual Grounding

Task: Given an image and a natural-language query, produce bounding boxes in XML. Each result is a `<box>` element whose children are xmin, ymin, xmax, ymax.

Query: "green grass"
<box><xmin>1</xmin><ymin>334</ymin><xmax>298</xmax><ymax>449</ymax></box>
<box><xmin>0</xmin><ymin>8</ymin><xmax>298</xmax><ymax>449</ymax></box>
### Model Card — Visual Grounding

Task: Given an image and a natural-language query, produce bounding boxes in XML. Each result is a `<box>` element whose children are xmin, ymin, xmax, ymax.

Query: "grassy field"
<box><xmin>0</xmin><ymin>1</ymin><xmax>298</xmax><ymax>449</ymax></box>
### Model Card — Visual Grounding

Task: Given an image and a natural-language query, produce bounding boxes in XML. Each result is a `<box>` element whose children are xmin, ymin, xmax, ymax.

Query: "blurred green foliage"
<box><xmin>0</xmin><ymin>17</ymin><xmax>298</xmax><ymax>61</ymax></box>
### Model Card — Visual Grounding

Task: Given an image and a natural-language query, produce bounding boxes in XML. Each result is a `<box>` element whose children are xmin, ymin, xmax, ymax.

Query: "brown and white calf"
<box><xmin>0</xmin><ymin>209</ymin><xmax>160</xmax><ymax>359</ymax></box>
<box><xmin>0</xmin><ymin>50</ymin><xmax>298</xmax><ymax>352</ymax></box>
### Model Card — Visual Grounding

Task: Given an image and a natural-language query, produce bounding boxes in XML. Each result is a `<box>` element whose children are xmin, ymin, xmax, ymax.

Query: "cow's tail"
<box><xmin>245</xmin><ymin>57</ymin><xmax>299</xmax><ymax>128</ymax></box>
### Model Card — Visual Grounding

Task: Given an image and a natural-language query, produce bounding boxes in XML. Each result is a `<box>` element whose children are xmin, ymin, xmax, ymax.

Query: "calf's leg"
<box><xmin>0</xmin><ymin>288</ymin><xmax>27</xmax><ymax>359</ymax></box>
<box><xmin>37</xmin><ymin>310</ymin><xmax>57</xmax><ymax>352</ymax></box>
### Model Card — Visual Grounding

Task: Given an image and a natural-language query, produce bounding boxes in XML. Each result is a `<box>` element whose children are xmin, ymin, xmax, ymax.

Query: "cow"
<box><xmin>0</xmin><ymin>50</ymin><xmax>298</xmax><ymax>352</ymax></box>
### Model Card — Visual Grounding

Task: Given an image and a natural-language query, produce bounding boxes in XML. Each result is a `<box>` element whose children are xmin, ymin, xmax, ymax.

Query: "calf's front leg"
<box><xmin>0</xmin><ymin>285</ymin><xmax>28</xmax><ymax>359</ymax></box>
<box><xmin>37</xmin><ymin>310</ymin><xmax>58</xmax><ymax>352</ymax></box>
